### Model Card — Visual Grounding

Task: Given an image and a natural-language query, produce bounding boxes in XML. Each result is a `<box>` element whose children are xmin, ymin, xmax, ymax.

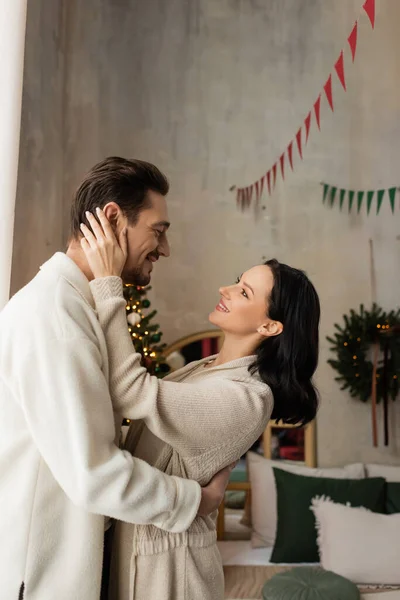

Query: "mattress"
<box><xmin>218</xmin><ymin>540</ymin><xmax>317</xmax><ymax>567</ymax></box>
<box><xmin>218</xmin><ymin>542</ymin><xmax>400</xmax><ymax>599</ymax></box>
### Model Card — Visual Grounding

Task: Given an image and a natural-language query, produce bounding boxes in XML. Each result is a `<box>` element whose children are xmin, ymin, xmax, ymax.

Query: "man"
<box><xmin>0</xmin><ymin>157</ymin><xmax>231</xmax><ymax>600</ymax></box>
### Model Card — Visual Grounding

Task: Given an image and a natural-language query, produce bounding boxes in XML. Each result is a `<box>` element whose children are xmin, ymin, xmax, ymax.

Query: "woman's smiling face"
<box><xmin>209</xmin><ymin>265</ymin><xmax>276</xmax><ymax>337</ymax></box>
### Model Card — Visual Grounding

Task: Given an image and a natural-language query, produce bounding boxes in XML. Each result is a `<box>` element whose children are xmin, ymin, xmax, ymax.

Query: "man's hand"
<box><xmin>197</xmin><ymin>461</ymin><xmax>237</xmax><ymax>517</ymax></box>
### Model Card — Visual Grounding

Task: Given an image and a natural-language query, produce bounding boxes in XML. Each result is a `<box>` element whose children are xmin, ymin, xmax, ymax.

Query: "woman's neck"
<box><xmin>206</xmin><ymin>336</ymin><xmax>258</xmax><ymax>368</ymax></box>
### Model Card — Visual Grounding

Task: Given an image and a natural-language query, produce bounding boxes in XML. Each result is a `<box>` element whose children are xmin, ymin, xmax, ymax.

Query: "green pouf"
<box><xmin>262</xmin><ymin>568</ymin><xmax>360</xmax><ymax>600</ymax></box>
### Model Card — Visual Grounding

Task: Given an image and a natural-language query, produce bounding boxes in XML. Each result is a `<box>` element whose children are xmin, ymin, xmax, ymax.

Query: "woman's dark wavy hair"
<box><xmin>249</xmin><ymin>259</ymin><xmax>320</xmax><ymax>426</ymax></box>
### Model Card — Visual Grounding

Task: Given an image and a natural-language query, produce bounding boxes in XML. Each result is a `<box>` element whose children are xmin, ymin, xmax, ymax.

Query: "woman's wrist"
<box><xmin>89</xmin><ymin>276</ymin><xmax>124</xmax><ymax>301</ymax></box>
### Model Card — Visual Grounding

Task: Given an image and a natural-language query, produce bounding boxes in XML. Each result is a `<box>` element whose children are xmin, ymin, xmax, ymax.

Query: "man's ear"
<box><xmin>103</xmin><ymin>202</ymin><xmax>124</xmax><ymax>230</ymax></box>
<box><xmin>257</xmin><ymin>320</ymin><xmax>283</xmax><ymax>338</ymax></box>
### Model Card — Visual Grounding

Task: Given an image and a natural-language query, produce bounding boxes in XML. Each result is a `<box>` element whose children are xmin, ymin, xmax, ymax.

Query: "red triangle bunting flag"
<box><xmin>363</xmin><ymin>0</ymin><xmax>375</xmax><ymax>29</ymax></box>
<box><xmin>296</xmin><ymin>128</ymin><xmax>303</xmax><ymax>160</ymax></box>
<box><xmin>334</xmin><ymin>51</ymin><xmax>346</xmax><ymax>91</ymax></box>
<box><xmin>305</xmin><ymin>112</ymin><xmax>312</xmax><ymax>143</ymax></box>
<box><xmin>280</xmin><ymin>154</ymin><xmax>285</xmax><ymax>181</ymax></box>
<box><xmin>272</xmin><ymin>164</ymin><xmax>277</xmax><ymax>189</ymax></box>
<box><xmin>348</xmin><ymin>21</ymin><xmax>358</xmax><ymax>62</ymax></box>
<box><xmin>288</xmin><ymin>141</ymin><xmax>294</xmax><ymax>171</ymax></box>
<box><xmin>266</xmin><ymin>171</ymin><xmax>271</xmax><ymax>195</ymax></box>
<box><xmin>255</xmin><ymin>181</ymin><xmax>260</xmax><ymax>203</ymax></box>
<box><xmin>239</xmin><ymin>189</ymin><xmax>246</xmax><ymax>211</ymax></box>
<box><xmin>259</xmin><ymin>176</ymin><xmax>265</xmax><ymax>198</ymax></box>
<box><xmin>243</xmin><ymin>188</ymin><xmax>248</xmax><ymax>209</ymax></box>
<box><xmin>324</xmin><ymin>75</ymin><xmax>334</xmax><ymax>111</ymax></box>
<box><xmin>247</xmin><ymin>186</ymin><xmax>253</xmax><ymax>207</ymax></box>
<box><xmin>314</xmin><ymin>95</ymin><xmax>321</xmax><ymax>130</ymax></box>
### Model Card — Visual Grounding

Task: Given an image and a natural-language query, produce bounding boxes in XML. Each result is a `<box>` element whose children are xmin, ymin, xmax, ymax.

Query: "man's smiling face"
<box><xmin>121</xmin><ymin>190</ymin><xmax>171</xmax><ymax>285</ymax></box>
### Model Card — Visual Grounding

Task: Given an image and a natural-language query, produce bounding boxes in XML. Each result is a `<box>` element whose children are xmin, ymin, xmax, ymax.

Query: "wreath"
<box><xmin>327</xmin><ymin>303</ymin><xmax>400</xmax><ymax>403</ymax></box>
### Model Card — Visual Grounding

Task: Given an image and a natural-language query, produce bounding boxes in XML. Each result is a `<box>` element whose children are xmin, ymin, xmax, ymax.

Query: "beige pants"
<box><xmin>110</xmin><ymin>541</ymin><xmax>224</xmax><ymax>600</ymax></box>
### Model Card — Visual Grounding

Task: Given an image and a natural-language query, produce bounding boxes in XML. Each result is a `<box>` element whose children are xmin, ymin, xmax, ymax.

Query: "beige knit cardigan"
<box><xmin>90</xmin><ymin>277</ymin><xmax>274</xmax><ymax>599</ymax></box>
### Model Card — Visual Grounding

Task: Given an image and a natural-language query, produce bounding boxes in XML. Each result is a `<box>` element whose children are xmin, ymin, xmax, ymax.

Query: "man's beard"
<box><xmin>123</xmin><ymin>265</ymin><xmax>151</xmax><ymax>287</ymax></box>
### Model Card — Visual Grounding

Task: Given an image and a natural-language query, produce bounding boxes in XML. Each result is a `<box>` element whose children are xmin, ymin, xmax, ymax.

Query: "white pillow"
<box><xmin>247</xmin><ymin>451</ymin><xmax>365</xmax><ymax>548</ymax></box>
<box><xmin>366</xmin><ymin>464</ymin><xmax>400</xmax><ymax>482</ymax></box>
<box><xmin>311</xmin><ymin>496</ymin><xmax>400</xmax><ymax>584</ymax></box>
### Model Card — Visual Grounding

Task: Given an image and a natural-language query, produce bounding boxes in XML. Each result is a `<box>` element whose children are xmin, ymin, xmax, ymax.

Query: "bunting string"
<box><xmin>232</xmin><ymin>0</ymin><xmax>376</xmax><ymax>212</ymax></box>
<box><xmin>321</xmin><ymin>183</ymin><xmax>400</xmax><ymax>215</ymax></box>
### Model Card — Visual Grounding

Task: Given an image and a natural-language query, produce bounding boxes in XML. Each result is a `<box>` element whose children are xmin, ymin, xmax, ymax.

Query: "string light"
<box><xmin>123</xmin><ymin>282</ymin><xmax>170</xmax><ymax>378</ymax></box>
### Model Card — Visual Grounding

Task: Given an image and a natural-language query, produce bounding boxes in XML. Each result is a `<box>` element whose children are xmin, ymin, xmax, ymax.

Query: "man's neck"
<box><xmin>66</xmin><ymin>243</ymin><xmax>93</xmax><ymax>282</ymax></box>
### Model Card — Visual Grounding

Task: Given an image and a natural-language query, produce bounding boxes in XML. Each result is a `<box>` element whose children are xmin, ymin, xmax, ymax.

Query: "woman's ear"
<box><xmin>257</xmin><ymin>320</ymin><xmax>283</xmax><ymax>338</ymax></box>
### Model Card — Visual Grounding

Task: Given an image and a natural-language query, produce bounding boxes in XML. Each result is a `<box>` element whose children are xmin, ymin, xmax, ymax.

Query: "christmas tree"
<box><xmin>123</xmin><ymin>283</ymin><xmax>170</xmax><ymax>377</ymax></box>
<box><xmin>122</xmin><ymin>284</ymin><xmax>170</xmax><ymax>428</ymax></box>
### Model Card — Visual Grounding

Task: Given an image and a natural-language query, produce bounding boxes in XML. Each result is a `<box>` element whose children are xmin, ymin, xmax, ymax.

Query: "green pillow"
<box><xmin>225</xmin><ymin>490</ymin><xmax>246</xmax><ymax>509</ymax></box>
<box><xmin>386</xmin><ymin>482</ymin><xmax>400</xmax><ymax>514</ymax></box>
<box><xmin>262</xmin><ymin>567</ymin><xmax>360</xmax><ymax>600</ymax></box>
<box><xmin>271</xmin><ymin>469</ymin><xmax>385</xmax><ymax>563</ymax></box>
<box><xmin>229</xmin><ymin>461</ymin><xmax>247</xmax><ymax>483</ymax></box>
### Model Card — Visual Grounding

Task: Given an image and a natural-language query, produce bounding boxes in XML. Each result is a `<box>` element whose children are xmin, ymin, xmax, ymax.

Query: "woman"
<box><xmin>80</xmin><ymin>210</ymin><xmax>320</xmax><ymax>600</ymax></box>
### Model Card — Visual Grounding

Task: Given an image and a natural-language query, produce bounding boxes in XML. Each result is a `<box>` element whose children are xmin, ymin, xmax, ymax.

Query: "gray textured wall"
<box><xmin>12</xmin><ymin>0</ymin><xmax>400</xmax><ymax>465</ymax></box>
<box><xmin>12</xmin><ymin>0</ymin><xmax>66</xmax><ymax>292</ymax></box>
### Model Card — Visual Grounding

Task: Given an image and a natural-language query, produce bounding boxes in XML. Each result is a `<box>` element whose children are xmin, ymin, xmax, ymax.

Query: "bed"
<box><xmin>218</xmin><ymin>540</ymin><xmax>400</xmax><ymax>599</ymax></box>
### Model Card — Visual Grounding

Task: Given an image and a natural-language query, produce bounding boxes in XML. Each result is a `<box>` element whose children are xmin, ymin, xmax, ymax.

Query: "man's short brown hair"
<box><xmin>69</xmin><ymin>156</ymin><xmax>169</xmax><ymax>239</ymax></box>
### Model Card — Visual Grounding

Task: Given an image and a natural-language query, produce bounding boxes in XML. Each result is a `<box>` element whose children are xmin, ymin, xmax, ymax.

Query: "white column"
<box><xmin>0</xmin><ymin>2</ymin><xmax>28</xmax><ymax>310</ymax></box>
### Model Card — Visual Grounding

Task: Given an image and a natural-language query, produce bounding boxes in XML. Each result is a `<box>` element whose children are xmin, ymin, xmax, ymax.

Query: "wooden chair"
<box><xmin>163</xmin><ymin>329</ymin><xmax>224</xmax><ymax>358</ymax></box>
<box><xmin>163</xmin><ymin>331</ymin><xmax>317</xmax><ymax>540</ymax></box>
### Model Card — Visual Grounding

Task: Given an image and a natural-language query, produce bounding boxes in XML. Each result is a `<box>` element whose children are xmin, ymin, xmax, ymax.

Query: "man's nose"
<box><xmin>158</xmin><ymin>235</ymin><xmax>170</xmax><ymax>258</ymax></box>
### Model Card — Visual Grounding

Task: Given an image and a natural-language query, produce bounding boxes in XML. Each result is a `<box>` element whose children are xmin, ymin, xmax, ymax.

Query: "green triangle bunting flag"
<box><xmin>357</xmin><ymin>191</ymin><xmax>364</xmax><ymax>213</ymax></box>
<box><xmin>367</xmin><ymin>191</ymin><xmax>374</xmax><ymax>215</ymax></box>
<box><xmin>323</xmin><ymin>184</ymin><xmax>329</xmax><ymax>204</ymax></box>
<box><xmin>377</xmin><ymin>189</ymin><xmax>385</xmax><ymax>215</ymax></box>
<box><xmin>330</xmin><ymin>186</ymin><xmax>337</xmax><ymax>207</ymax></box>
<box><xmin>339</xmin><ymin>189</ymin><xmax>346</xmax><ymax>211</ymax></box>
<box><xmin>388</xmin><ymin>187</ymin><xmax>397</xmax><ymax>214</ymax></box>
<box><xmin>348</xmin><ymin>190</ymin><xmax>355</xmax><ymax>213</ymax></box>
<box><xmin>321</xmin><ymin>184</ymin><xmax>398</xmax><ymax>215</ymax></box>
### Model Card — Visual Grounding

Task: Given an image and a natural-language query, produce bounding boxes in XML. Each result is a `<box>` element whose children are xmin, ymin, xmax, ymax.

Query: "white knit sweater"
<box><xmin>90</xmin><ymin>276</ymin><xmax>274</xmax><ymax>598</ymax></box>
<box><xmin>0</xmin><ymin>254</ymin><xmax>201</xmax><ymax>600</ymax></box>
